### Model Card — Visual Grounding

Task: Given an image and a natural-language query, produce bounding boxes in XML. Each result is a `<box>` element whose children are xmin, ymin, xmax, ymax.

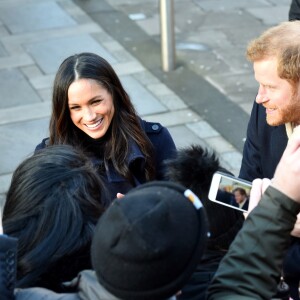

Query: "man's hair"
<box><xmin>247</xmin><ymin>21</ymin><xmax>300</xmax><ymax>86</ymax></box>
<box><xmin>232</xmin><ymin>187</ymin><xmax>247</xmax><ymax>196</ymax></box>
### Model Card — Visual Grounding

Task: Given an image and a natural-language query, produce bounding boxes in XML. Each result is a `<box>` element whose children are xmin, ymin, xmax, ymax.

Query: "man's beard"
<box><xmin>266</xmin><ymin>91</ymin><xmax>300</xmax><ymax>126</ymax></box>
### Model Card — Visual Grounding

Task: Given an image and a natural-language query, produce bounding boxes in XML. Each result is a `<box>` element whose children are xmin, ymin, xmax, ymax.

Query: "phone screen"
<box><xmin>209</xmin><ymin>172</ymin><xmax>252</xmax><ymax>212</ymax></box>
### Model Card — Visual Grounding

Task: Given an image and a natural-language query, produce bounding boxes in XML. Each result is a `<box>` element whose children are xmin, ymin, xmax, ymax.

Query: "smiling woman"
<box><xmin>35</xmin><ymin>52</ymin><xmax>177</xmax><ymax>202</ymax></box>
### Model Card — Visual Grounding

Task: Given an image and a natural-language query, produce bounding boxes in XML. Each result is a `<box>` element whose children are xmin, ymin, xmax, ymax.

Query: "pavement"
<box><xmin>0</xmin><ymin>0</ymin><xmax>292</xmax><ymax>207</ymax></box>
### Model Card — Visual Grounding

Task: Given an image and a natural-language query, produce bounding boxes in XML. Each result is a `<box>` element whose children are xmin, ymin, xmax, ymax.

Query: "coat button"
<box><xmin>152</xmin><ymin>124</ymin><xmax>159</xmax><ymax>130</ymax></box>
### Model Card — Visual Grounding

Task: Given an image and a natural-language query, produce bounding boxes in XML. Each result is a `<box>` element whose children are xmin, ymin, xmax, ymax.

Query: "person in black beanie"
<box><xmin>90</xmin><ymin>181</ymin><xmax>208</xmax><ymax>300</ymax></box>
<box><xmin>164</xmin><ymin>144</ymin><xmax>244</xmax><ymax>300</ymax></box>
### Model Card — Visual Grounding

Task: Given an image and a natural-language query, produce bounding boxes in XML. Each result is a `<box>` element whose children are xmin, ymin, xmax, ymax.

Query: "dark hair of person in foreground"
<box><xmin>3</xmin><ymin>145</ymin><xmax>109</xmax><ymax>292</ymax></box>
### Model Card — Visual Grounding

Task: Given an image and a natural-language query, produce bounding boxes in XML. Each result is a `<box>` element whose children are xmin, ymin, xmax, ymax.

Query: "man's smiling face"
<box><xmin>254</xmin><ymin>57</ymin><xmax>300</xmax><ymax>126</ymax></box>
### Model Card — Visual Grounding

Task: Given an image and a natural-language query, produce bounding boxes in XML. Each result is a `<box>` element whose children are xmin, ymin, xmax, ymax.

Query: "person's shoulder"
<box><xmin>14</xmin><ymin>287</ymin><xmax>79</xmax><ymax>300</ymax></box>
<box><xmin>0</xmin><ymin>234</ymin><xmax>17</xmax><ymax>249</ymax></box>
<box><xmin>139</xmin><ymin>119</ymin><xmax>176</xmax><ymax>152</ymax></box>
<box><xmin>35</xmin><ymin>138</ymin><xmax>50</xmax><ymax>152</ymax></box>
<box><xmin>140</xmin><ymin>119</ymin><xmax>163</xmax><ymax>134</ymax></box>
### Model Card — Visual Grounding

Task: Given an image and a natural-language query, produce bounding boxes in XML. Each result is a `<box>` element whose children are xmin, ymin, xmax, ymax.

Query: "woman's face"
<box><xmin>68</xmin><ymin>78</ymin><xmax>115</xmax><ymax>139</ymax></box>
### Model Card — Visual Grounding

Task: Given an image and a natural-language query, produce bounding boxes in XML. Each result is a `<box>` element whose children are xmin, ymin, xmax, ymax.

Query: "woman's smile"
<box><xmin>84</xmin><ymin>118</ymin><xmax>103</xmax><ymax>130</ymax></box>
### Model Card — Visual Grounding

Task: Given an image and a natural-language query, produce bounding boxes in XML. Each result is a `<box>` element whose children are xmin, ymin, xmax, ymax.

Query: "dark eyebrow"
<box><xmin>89</xmin><ymin>96</ymin><xmax>103</xmax><ymax>102</ymax></box>
<box><xmin>68</xmin><ymin>96</ymin><xmax>103</xmax><ymax>106</ymax></box>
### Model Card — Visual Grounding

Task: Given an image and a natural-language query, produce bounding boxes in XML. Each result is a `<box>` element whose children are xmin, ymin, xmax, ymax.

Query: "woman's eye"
<box><xmin>70</xmin><ymin>106</ymin><xmax>80</xmax><ymax>110</ymax></box>
<box><xmin>92</xmin><ymin>99</ymin><xmax>102</xmax><ymax>105</ymax></box>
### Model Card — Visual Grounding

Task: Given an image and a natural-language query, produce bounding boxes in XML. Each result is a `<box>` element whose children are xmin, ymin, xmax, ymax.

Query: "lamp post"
<box><xmin>160</xmin><ymin>0</ymin><xmax>175</xmax><ymax>71</ymax></box>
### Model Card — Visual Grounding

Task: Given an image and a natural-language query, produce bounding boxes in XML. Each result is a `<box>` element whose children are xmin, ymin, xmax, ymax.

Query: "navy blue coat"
<box><xmin>239</xmin><ymin>101</ymin><xmax>287</xmax><ymax>181</ymax></box>
<box><xmin>0</xmin><ymin>235</ymin><xmax>17</xmax><ymax>300</ymax></box>
<box><xmin>35</xmin><ymin>120</ymin><xmax>177</xmax><ymax>202</ymax></box>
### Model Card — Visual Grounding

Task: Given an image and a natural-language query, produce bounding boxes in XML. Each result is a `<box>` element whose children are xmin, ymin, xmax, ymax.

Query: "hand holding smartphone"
<box><xmin>208</xmin><ymin>171</ymin><xmax>252</xmax><ymax>213</ymax></box>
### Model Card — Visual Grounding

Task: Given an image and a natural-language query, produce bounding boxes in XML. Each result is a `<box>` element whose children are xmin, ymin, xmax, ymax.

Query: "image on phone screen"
<box><xmin>208</xmin><ymin>172</ymin><xmax>252</xmax><ymax>213</ymax></box>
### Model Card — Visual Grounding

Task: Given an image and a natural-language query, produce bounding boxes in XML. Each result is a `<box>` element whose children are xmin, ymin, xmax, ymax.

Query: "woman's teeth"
<box><xmin>85</xmin><ymin>119</ymin><xmax>102</xmax><ymax>128</ymax></box>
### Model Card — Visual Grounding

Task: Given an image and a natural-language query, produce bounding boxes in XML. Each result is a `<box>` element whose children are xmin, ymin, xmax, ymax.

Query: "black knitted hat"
<box><xmin>91</xmin><ymin>181</ymin><xmax>208</xmax><ymax>300</ymax></box>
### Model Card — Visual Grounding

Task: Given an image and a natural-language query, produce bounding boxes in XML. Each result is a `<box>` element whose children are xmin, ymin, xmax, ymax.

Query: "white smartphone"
<box><xmin>208</xmin><ymin>171</ymin><xmax>252</xmax><ymax>212</ymax></box>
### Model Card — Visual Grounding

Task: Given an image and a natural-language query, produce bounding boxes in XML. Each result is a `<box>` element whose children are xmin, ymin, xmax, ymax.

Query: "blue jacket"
<box><xmin>0</xmin><ymin>235</ymin><xmax>17</xmax><ymax>300</ymax></box>
<box><xmin>35</xmin><ymin>120</ymin><xmax>177</xmax><ymax>201</ymax></box>
<box><xmin>239</xmin><ymin>101</ymin><xmax>287</xmax><ymax>181</ymax></box>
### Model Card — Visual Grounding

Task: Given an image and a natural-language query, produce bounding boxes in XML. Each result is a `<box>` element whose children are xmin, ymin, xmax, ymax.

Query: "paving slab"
<box><xmin>167</xmin><ymin>124</ymin><xmax>207</xmax><ymax>149</ymax></box>
<box><xmin>205</xmin><ymin>136</ymin><xmax>238</xmax><ymax>154</ymax></box>
<box><xmin>196</xmin><ymin>10</ymin><xmax>264</xmax><ymax>31</ymax></box>
<box><xmin>0</xmin><ymin>102</ymin><xmax>51</xmax><ymax>126</ymax></box>
<box><xmin>136</xmin><ymin>16</ymin><xmax>160</xmax><ymax>36</ymax></box>
<box><xmin>120</xmin><ymin>75</ymin><xmax>168</xmax><ymax>115</ymax></box>
<box><xmin>268</xmin><ymin>0</ymin><xmax>291</xmax><ymax>4</ymax></box>
<box><xmin>146</xmin><ymin>87</ymin><xmax>187</xmax><ymax>110</ymax></box>
<box><xmin>0</xmin><ymin>69</ymin><xmax>41</xmax><ymax>109</ymax></box>
<box><xmin>247</xmin><ymin>6</ymin><xmax>290</xmax><ymax>25</ymax></box>
<box><xmin>0</xmin><ymin>2</ymin><xmax>76</xmax><ymax>34</ymax></box>
<box><xmin>187</xmin><ymin>121</ymin><xmax>220</xmax><ymax>139</ymax></box>
<box><xmin>178</xmin><ymin>50</ymin><xmax>230</xmax><ymax>79</ymax></box>
<box><xmin>194</xmin><ymin>0</ymin><xmax>269</xmax><ymax>11</ymax></box>
<box><xmin>25</xmin><ymin>34</ymin><xmax>117</xmax><ymax>74</ymax></box>
<box><xmin>0</xmin><ymin>193</ymin><xmax>5</xmax><ymax>209</ymax></box>
<box><xmin>0</xmin><ymin>53</ymin><xmax>34</xmax><ymax>69</ymax></box>
<box><xmin>0</xmin><ymin>118</ymin><xmax>49</xmax><ymax>175</ymax></box>
<box><xmin>112</xmin><ymin>60</ymin><xmax>145</xmax><ymax>76</ymax></box>
<box><xmin>0</xmin><ymin>42</ymin><xmax>7</xmax><ymax>56</ymax></box>
<box><xmin>73</xmin><ymin>0</ymin><xmax>113</xmax><ymax>13</ymax></box>
<box><xmin>143</xmin><ymin>109</ymin><xmax>200</xmax><ymax>127</ymax></box>
<box><xmin>132</xmin><ymin>70</ymin><xmax>160</xmax><ymax>85</ymax></box>
<box><xmin>0</xmin><ymin>174</ymin><xmax>11</xmax><ymax>195</ymax></box>
<box><xmin>208</xmin><ymin>72</ymin><xmax>257</xmax><ymax>106</ymax></box>
<box><xmin>0</xmin><ymin>25</ymin><xmax>9</xmax><ymax>37</ymax></box>
<box><xmin>220</xmin><ymin>151</ymin><xmax>243</xmax><ymax>174</ymax></box>
<box><xmin>29</xmin><ymin>74</ymin><xmax>55</xmax><ymax>90</ymax></box>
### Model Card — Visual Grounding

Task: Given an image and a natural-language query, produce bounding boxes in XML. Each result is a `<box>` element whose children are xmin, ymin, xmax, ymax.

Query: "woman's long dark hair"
<box><xmin>3</xmin><ymin>145</ymin><xmax>108</xmax><ymax>288</ymax></box>
<box><xmin>49</xmin><ymin>52</ymin><xmax>155</xmax><ymax>182</ymax></box>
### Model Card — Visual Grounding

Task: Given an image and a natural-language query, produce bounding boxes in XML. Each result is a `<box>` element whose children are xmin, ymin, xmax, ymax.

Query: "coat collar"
<box><xmin>106</xmin><ymin>138</ymin><xmax>145</xmax><ymax>182</ymax></box>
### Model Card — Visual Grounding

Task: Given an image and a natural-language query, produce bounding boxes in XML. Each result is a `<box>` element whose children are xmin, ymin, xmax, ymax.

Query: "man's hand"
<box><xmin>291</xmin><ymin>213</ymin><xmax>300</xmax><ymax>237</ymax></box>
<box><xmin>245</xmin><ymin>178</ymin><xmax>300</xmax><ymax>236</ymax></box>
<box><xmin>272</xmin><ymin>134</ymin><xmax>300</xmax><ymax>203</ymax></box>
<box><xmin>244</xmin><ymin>178</ymin><xmax>271</xmax><ymax>218</ymax></box>
<box><xmin>249</xmin><ymin>178</ymin><xmax>272</xmax><ymax>213</ymax></box>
